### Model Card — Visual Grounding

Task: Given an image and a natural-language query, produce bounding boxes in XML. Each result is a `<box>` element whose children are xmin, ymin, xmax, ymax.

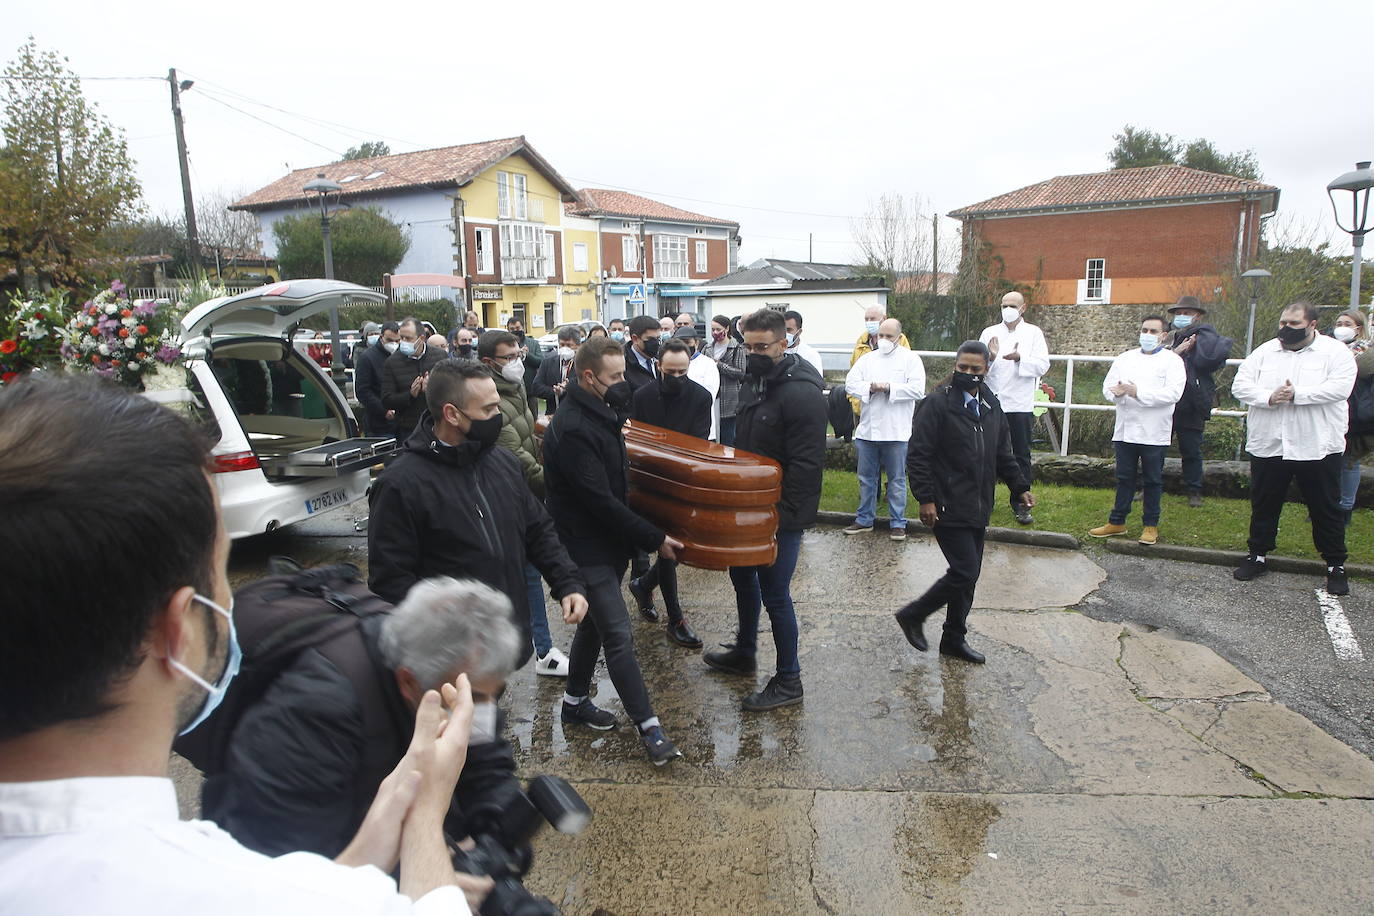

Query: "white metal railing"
<box><xmin>816</xmin><ymin>345</ymin><xmax>1247</xmax><ymax>457</ymax></box>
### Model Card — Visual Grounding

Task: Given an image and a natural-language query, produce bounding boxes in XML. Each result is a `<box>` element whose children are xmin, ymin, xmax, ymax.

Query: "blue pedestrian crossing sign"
<box><xmin>627</xmin><ymin>284</ymin><xmax>647</xmax><ymax>306</ymax></box>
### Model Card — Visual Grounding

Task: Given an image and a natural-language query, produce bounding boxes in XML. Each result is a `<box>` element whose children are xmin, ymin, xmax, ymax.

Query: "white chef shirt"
<box><xmin>789</xmin><ymin>341</ymin><xmax>825</xmax><ymax>377</ymax></box>
<box><xmin>844</xmin><ymin>345</ymin><xmax>926</xmax><ymax>441</ymax></box>
<box><xmin>1102</xmin><ymin>346</ymin><xmax>1186</xmax><ymax>446</ymax></box>
<box><xmin>0</xmin><ymin>777</ymin><xmax>469</xmax><ymax>916</ymax></box>
<box><xmin>1231</xmin><ymin>334</ymin><xmax>1356</xmax><ymax>461</ymax></box>
<box><xmin>687</xmin><ymin>351</ymin><xmax>721</xmax><ymax>440</ymax></box>
<box><xmin>977</xmin><ymin>321</ymin><xmax>1051</xmax><ymax>414</ymax></box>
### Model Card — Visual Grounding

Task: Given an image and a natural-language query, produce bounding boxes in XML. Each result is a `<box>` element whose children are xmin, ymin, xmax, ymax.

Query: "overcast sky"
<box><xmin>5</xmin><ymin>0</ymin><xmax>1368</xmax><ymax>268</ymax></box>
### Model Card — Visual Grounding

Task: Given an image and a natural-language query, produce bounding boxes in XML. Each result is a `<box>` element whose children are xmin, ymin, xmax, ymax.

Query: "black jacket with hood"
<box><xmin>734</xmin><ymin>352</ymin><xmax>828</xmax><ymax>532</ymax></box>
<box><xmin>366</xmin><ymin>412</ymin><xmax>586</xmax><ymax>666</ymax></box>
<box><xmin>907</xmin><ymin>382</ymin><xmax>1029</xmax><ymax>529</ymax></box>
<box><xmin>543</xmin><ymin>381</ymin><xmax>666</xmax><ymax>567</ymax></box>
<box><xmin>1168</xmin><ymin>322</ymin><xmax>1233</xmax><ymax>431</ymax></box>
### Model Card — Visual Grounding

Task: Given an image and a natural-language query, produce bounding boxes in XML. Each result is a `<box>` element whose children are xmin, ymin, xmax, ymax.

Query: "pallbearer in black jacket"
<box><xmin>542</xmin><ymin>335</ymin><xmax>687</xmax><ymax>766</ymax></box>
<box><xmin>896</xmin><ymin>341</ymin><xmax>1034</xmax><ymax>664</ymax></box>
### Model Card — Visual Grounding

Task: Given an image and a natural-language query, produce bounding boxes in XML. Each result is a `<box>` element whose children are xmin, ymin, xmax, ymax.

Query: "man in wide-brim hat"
<box><xmin>1166</xmin><ymin>296</ymin><xmax>1234</xmax><ymax>507</ymax></box>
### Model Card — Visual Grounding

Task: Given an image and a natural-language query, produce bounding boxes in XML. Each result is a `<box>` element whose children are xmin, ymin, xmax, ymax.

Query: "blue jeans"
<box><xmin>855</xmin><ymin>439</ymin><xmax>909</xmax><ymax>528</ymax></box>
<box><xmin>728</xmin><ymin>528</ymin><xmax>803</xmax><ymax>677</ymax></box>
<box><xmin>524</xmin><ymin>562</ymin><xmax>552</xmax><ymax>657</ymax></box>
<box><xmin>1111</xmin><ymin>441</ymin><xmax>1166</xmax><ymax>526</ymax></box>
<box><xmin>1340</xmin><ymin>454</ymin><xmax>1361</xmax><ymax>512</ymax></box>
<box><xmin>719</xmin><ymin>415</ymin><xmax>737</xmax><ymax>447</ymax></box>
<box><xmin>1176</xmin><ymin>427</ymin><xmax>1205</xmax><ymax>493</ymax></box>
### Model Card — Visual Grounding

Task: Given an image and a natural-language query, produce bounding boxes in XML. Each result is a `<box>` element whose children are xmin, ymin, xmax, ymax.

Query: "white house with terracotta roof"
<box><xmin>564</xmin><ymin>189</ymin><xmax>740</xmax><ymax>321</ymax></box>
<box><xmin>948</xmin><ymin>164</ymin><xmax>1280</xmax><ymax>307</ymax></box>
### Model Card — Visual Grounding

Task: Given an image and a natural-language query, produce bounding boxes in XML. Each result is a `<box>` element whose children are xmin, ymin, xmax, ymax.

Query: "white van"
<box><xmin>168</xmin><ymin>280</ymin><xmax>397</xmax><ymax>539</ymax></box>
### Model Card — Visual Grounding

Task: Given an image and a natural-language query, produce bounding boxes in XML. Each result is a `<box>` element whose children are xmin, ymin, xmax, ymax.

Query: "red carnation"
<box><xmin>136</xmin><ymin>325</ymin><xmax>148</xmax><ymax>335</ymax></box>
<box><xmin>118</xmin><ymin>328</ymin><xmax>130</xmax><ymax>338</ymax></box>
<box><xmin>121</xmin><ymin>308</ymin><xmax>132</xmax><ymax>318</ymax></box>
<box><xmin>0</xmin><ymin>340</ymin><xmax>16</xmax><ymax>355</ymax></box>
<box><xmin>91</xmin><ymin>354</ymin><xmax>101</xmax><ymax>363</ymax></box>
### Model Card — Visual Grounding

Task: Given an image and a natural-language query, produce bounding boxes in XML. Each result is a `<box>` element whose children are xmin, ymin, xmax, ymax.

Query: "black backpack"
<box><xmin>174</xmin><ymin>559</ymin><xmax>398</xmax><ymax>795</ymax></box>
<box><xmin>1350</xmin><ymin>373</ymin><xmax>1374</xmax><ymax>435</ymax></box>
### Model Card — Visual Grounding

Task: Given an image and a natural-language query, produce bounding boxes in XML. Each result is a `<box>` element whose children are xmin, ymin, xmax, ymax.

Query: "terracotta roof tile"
<box><xmin>231</xmin><ymin>136</ymin><xmax>574</xmax><ymax>211</ymax></box>
<box><xmin>569</xmin><ymin>188</ymin><xmax>738</xmax><ymax>228</ymax></box>
<box><xmin>949</xmin><ymin>165</ymin><xmax>1279</xmax><ymax>217</ymax></box>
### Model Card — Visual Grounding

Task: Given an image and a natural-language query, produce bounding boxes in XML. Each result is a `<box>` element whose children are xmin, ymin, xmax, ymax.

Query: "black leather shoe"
<box><xmin>939</xmin><ymin>636</ymin><xmax>986</xmax><ymax>664</ymax></box>
<box><xmin>895</xmin><ymin>605</ymin><xmax>933</xmax><ymax>652</ymax></box>
<box><xmin>666</xmin><ymin>618</ymin><xmax>703</xmax><ymax>648</ymax></box>
<box><xmin>704</xmin><ymin>644</ymin><xmax>756</xmax><ymax>676</ymax></box>
<box><xmin>743</xmin><ymin>674</ymin><xmax>804</xmax><ymax>711</ymax></box>
<box><xmin>627</xmin><ymin>577</ymin><xmax>659</xmax><ymax>623</ymax></box>
<box><xmin>1233</xmin><ymin>555</ymin><xmax>1268</xmax><ymax>582</ymax></box>
<box><xmin>1327</xmin><ymin>566</ymin><xmax>1350</xmax><ymax>597</ymax></box>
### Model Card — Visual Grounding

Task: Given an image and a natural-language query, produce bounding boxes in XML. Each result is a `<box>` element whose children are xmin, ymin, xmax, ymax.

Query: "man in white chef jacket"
<box><xmin>979</xmin><ymin>291</ymin><xmax>1051</xmax><ymax>525</ymax></box>
<box><xmin>843</xmin><ymin>318</ymin><xmax>926</xmax><ymax>540</ymax></box>
<box><xmin>1230</xmin><ymin>302</ymin><xmax>1356</xmax><ymax>596</ymax></box>
<box><xmin>1088</xmin><ymin>316</ymin><xmax>1185</xmax><ymax>547</ymax></box>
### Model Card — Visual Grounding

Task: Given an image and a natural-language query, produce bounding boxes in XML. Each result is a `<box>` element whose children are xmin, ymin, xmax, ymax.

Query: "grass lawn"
<box><xmin>818</xmin><ymin>469</ymin><xmax>1373</xmax><ymax>563</ymax></box>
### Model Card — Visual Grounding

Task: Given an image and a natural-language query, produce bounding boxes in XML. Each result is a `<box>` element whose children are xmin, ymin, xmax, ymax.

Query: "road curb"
<box><xmin>813</xmin><ymin>510</ymin><xmax>1081</xmax><ymax>551</ymax></box>
<box><xmin>1096</xmin><ymin>537</ymin><xmax>1374</xmax><ymax>581</ymax></box>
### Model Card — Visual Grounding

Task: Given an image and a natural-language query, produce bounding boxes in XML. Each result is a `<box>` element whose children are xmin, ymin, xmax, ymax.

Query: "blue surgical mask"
<box><xmin>1172</xmin><ymin>315</ymin><xmax>1193</xmax><ymax>329</ymax></box>
<box><xmin>1139</xmin><ymin>333</ymin><xmax>1160</xmax><ymax>351</ymax></box>
<box><xmin>169</xmin><ymin>593</ymin><xmax>240</xmax><ymax>736</ymax></box>
<box><xmin>367</xmin><ymin>334</ymin><xmax>381</xmax><ymax>347</ymax></box>
<box><xmin>865</xmin><ymin>321</ymin><xmax>880</xmax><ymax>335</ymax></box>
<box><xmin>611</xmin><ymin>330</ymin><xmax>625</xmax><ymax>342</ymax></box>
<box><xmin>397</xmin><ymin>340</ymin><xmax>416</xmax><ymax>357</ymax></box>
<box><xmin>785</xmin><ymin>332</ymin><xmax>797</xmax><ymax>348</ymax></box>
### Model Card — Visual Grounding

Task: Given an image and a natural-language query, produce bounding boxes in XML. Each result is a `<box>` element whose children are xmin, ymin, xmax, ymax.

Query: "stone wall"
<box><xmin>1030</xmin><ymin>302</ymin><xmax>1172</xmax><ymax>356</ymax></box>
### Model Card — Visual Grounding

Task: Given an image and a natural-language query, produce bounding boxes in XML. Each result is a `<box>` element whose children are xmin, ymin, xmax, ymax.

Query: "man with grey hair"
<box><xmin>203</xmin><ymin>575</ymin><xmax>526</xmax><ymax>872</ymax></box>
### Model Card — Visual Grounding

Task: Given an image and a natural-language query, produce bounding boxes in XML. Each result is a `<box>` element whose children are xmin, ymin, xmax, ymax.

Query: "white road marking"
<box><xmin>1315</xmin><ymin>589</ymin><xmax>1365</xmax><ymax>662</ymax></box>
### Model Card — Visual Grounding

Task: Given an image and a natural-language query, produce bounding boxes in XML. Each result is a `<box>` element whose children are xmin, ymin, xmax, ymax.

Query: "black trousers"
<box><xmin>638</xmin><ymin>557</ymin><xmax>682</xmax><ymax>620</ymax></box>
<box><xmin>1005</xmin><ymin>412</ymin><xmax>1033</xmax><ymax>505</ymax></box>
<box><xmin>904</xmin><ymin>525</ymin><xmax>986</xmax><ymax>639</ymax></box>
<box><xmin>565</xmin><ymin>561</ymin><xmax>654</xmax><ymax>724</ymax></box>
<box><xmin>1248</xmin><ymin>453</ymin><xmax>1346</xmax><ymax>566</ymax></box>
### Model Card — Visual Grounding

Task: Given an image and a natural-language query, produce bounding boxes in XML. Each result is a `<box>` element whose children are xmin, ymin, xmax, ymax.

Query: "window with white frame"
<box><xmin>695</xmin><ymin>240</ymin><xmax>708</xmax><ymax>274</ymax></box>
<box><xmin>545</xmin><ymin>231</ymin><xmax>556</xmax><ymax>278</ymax></box>
<box><xmin>499</xmin><ymin>223</ymin><xmax>547</xmax><ymax>280</ymax></box>
<box><xmin>474</xmin><ymin>227</ymin><xmax>493</xmax><ymax>275</ymax></box>
<box><xmin>1085</xmin><ymin>258</ymin><xmax>1105</xmax><ymax>300</ymax></box>
<box><xmin>654</xmin><ymin>234</ymin><xmax>688</xmax><ymax>280</ymax></box>
<box><xmin>572</xmin><ymin>242</ymin><xmax>588</xmax><ymax>272</ymax></box>
<box><xmin>496</xmin><ymin>171</ymin><xmax>528</xmax><ymax>220</ymax></box>
<box><xmin>622</xmin><ymin>235</ymin><xmax>638</xmax><ymax>272</ymax></box>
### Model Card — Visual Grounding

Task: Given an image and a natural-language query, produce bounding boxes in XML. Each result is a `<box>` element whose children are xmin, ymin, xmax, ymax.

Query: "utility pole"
<box><xmin>167</xmin><ymin>69</ymin><xmax>200</xmax><ymax>271</ymax></box>
<box><xmin>931</xmin><ymin>214</ymin><xmax>939</xmax><ymax>293</ymax></box>
<box><xmin>639</xmin><ymin>220</ymin><xmax>647</xmax><ymax>316</ymax></box>
<box><xmin>808</xmin><ymin>232</ymin><xmax>813</xmax><ymax>262</ymax></box>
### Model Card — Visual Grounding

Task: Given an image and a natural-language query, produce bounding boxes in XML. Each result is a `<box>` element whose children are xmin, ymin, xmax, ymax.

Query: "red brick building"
<box><xmin>949</xmin><ymin>165</ymin><xmax>1280</xmax><ymax>306</ymax></box>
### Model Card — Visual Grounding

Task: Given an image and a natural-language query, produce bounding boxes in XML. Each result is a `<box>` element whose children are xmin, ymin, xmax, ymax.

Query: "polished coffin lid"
<box><xmin>535</xmin><ymin>417</ymin><xmax>782</xmax><ymax>570</ymax></box>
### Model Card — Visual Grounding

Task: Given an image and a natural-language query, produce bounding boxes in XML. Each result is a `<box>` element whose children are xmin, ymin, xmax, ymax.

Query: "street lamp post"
<box><xmin>304</xmin><ymin>173</ymin><xmax>346</xmax><ymax>388</ymax></box>
<box><xmin>1240</xmin><ymin>267</ymin><xmax>1272</xmax><ymax>355</ymax></box>
<box><xmin>1326</xmin><ymin>161</ymin><xmax>1374</xmax><ymax>308</ymax></box>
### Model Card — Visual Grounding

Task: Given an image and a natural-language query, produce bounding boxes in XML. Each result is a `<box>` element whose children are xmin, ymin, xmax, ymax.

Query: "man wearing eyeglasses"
<box><xmin>703</xmin><ymin>308</ymin><xmax>827</xmax><ymax>711</ymax></box>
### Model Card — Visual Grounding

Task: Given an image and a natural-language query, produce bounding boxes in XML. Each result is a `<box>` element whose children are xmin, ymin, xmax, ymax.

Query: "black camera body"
<box><xmin>450</xmin><ymin>775</ymin><xmax>591</xmax><ymax>916</ymax></box>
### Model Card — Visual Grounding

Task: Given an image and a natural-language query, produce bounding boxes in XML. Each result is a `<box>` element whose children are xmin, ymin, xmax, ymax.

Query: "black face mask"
<box><xmin>745</xmin><ymin>353</ymin><xmax>775</xmax><ymax>377</ymax></box>
<box><xmin>601</xmin><ymin>379</ymin><xmax>633</xmax><ymax>411</ymax></box>
<box><xmin>1277</xmin><ymin>325</ymin><xmax>1310</xmax><ymax>349</ymax></box>
<box><xmin>951</xmin><ymin>371</ymin><xmax>982</xmax><ymax>392</ymax></box>
<box><xmin>660</xmin><ymin>374</ymin><xmax>686</xmax><ymax>397</ymax></box>
<box><xmin>463</xmin><ymin>412</ymin><xmax>502</xmax><ymax>448</ymax></box>
<box><xmin>512</xmin><ymin>330</ymin><xmax>525</xmax><ymax>342</ymax></box>
<box><xmin>456</xmin><ymin>344</ymin><xmax>473</xmax><ymax>358</ymax></box>
<box><xmin>640</xmin><ymin>336</ymin><xmax>661</xmax><ymax>359</ymax></box>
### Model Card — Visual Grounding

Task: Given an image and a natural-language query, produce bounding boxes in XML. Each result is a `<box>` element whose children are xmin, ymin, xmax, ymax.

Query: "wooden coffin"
<box><xmin>534</xmin><ymin>417</ymin><xmax>782</xmax><ymax>570</ymax></box>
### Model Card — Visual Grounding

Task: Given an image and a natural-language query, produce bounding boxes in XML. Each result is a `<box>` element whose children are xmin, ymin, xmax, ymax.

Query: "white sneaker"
<box><xmin>535</xmin><ymin>647</ymin><xmax>570</xmax><ymax>677</ymax></box>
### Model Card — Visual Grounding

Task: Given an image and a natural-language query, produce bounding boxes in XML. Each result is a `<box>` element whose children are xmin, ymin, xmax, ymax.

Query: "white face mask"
<box><xmin>1002</xmin><ymin>306</ymin><xmax>1021</xmax><ymax>325</ymax></box>
<box><xmin>558</xmin><ymin>346</ymin><xmax>576</xmax><ymax>361</ymax></box>
<box><xmin>469</xmin><ymin>701</ymin><xmax>497</xmax><ymax>745</ymax></box>
<box><xmin>876</xmin><ymin>338</ymin><xmax>896</xmax><ymax>355</ymax></box>
<box><xmin>382</xmin><ymin>341</ymin><xmax>399</xmax><ymax>354</ymax></box>
<box><xmin>501</xmin><ymin>360</ymin><xmax>525</xmax><ymax>383</ymax></box>
<box><xmin>1334</xmin><ymin>325</ymin><xmax>1357</xmax><ymax>343</ymax></box>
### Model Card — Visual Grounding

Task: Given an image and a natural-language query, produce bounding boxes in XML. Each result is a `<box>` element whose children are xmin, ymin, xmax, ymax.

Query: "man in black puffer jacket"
<box><xmin>703</xmin><ymin>308</ymin><xmax>827</xmax><ymax>712</ymax></box>
<box><xmin>368</xmin><ymin>361</ymin><xmax>588</xmax><ymax>668</ymax></box>
<box><xmin>896</xmin><ymin>340</ymin><xmax>1034</xmax><ymax>664</ymax></box>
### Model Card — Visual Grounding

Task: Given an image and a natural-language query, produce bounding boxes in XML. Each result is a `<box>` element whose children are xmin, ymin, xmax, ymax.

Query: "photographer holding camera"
<box><xmin>0</xmin><ymin>375</ymin><xmax>479</xmax><ymax>915</ymax></box>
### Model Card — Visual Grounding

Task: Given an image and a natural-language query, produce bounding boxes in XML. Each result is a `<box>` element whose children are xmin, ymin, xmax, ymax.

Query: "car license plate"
<box><xmin>305</xmin><ymin>487</ymin><xmax>347</xmax><ymax>515</ymax></box>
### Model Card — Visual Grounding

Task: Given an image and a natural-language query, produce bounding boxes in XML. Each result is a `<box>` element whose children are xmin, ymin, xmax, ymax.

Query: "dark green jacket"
<box><xmin>493</xmin><ymin>367</ymin><xmax>544</xmax><ymax>501</ymax></box>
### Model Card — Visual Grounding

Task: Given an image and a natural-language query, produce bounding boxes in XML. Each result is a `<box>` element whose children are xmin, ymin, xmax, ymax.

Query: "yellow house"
<box><xmin>231</xmin><ymin>136</ymin><xmax>583</xmax><ymax>330</ymax></box>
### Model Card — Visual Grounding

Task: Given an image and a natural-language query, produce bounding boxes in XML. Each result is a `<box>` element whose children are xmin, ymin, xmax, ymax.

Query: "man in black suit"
<box><xmin>627</xmin><ymin>338</ymin><xmax>710</xmax><ymax>648</ymax></box>
<box><xmin>622</xmin><ymin>314</ymin><xmax>662</xmax><ymax>393</ymax></box>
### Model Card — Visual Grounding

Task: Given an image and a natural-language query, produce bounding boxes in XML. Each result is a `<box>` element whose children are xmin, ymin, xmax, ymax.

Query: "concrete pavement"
<box><xmin>214</xmin><ymin>510</ymin><xmax>1374</xmax><ymax>914</ymax></box>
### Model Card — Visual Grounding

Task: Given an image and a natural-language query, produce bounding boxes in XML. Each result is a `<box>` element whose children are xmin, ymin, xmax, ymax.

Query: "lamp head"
<box><xmin>1328</xmin><ymin>161</ymin><xmax>1374</xmax><ymax>236</ymax></box>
